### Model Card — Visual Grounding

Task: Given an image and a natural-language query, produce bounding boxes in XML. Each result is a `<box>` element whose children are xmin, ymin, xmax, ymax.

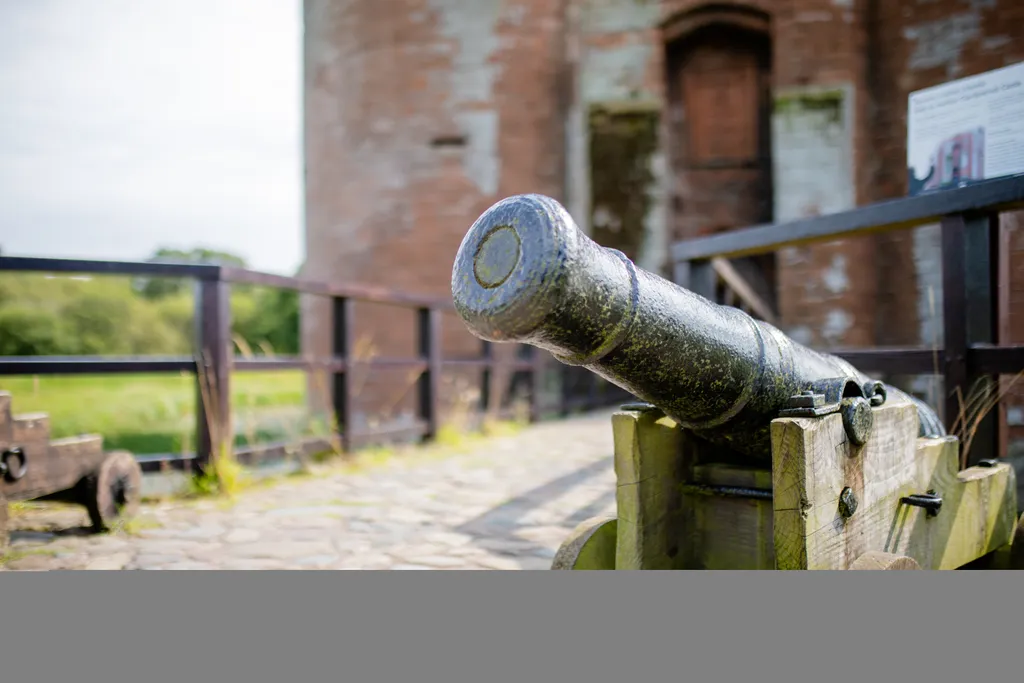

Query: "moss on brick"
<box><xmin>773</xmin><ymin>89</ymin><xmax>845</xmax><ymax>124</ymax></box>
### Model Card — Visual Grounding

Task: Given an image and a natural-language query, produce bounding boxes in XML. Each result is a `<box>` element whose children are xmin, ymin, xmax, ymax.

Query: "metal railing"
<box><xmin>671</xmin><ymin>173</ymin><xmax>1024</xmax><ymax>465</ymax></box>
<box><xmin>0</xmin><ymin>257</ymin><xmax>554</xmax><ymax>473</ymax></box>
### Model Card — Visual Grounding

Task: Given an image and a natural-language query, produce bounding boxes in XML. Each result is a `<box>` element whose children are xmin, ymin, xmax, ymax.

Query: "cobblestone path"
<box><xmin>1</xmin><ymin>411</ymin><xmax>618</xmax><ymax>570</ymax></box>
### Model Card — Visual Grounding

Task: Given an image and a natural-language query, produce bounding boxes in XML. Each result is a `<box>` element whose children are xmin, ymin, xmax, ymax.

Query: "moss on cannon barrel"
<box><xmin>451</xmin><ymin>194</ymin><xmax>946</xmax><ymax>463</ymax></box>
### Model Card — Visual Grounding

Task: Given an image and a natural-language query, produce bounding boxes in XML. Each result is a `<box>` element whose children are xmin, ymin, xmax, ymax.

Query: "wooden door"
<box><xmin>667</xmin><ymin>25</ymin><xmax>775</xmax><ymax>312</ymax></box>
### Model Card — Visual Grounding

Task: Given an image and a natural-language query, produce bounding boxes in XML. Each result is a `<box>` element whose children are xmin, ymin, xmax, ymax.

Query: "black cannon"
<box><xmin>451</xmin><ymin>194</ymin><xmax>945</xmax><ymax>464</ymax></box>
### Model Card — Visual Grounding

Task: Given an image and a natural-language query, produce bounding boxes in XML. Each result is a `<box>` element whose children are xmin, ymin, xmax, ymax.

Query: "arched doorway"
<box><xmin>665</xmin><ymin>8</ymin><xmax>776</xmax><ymax>314</ymax></box>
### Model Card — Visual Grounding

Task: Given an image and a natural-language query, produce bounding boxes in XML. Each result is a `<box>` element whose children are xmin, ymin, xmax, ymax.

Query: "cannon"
<box><xmin>1</xmin><ymin>391</ymin><xmax>142</xmax><ymax>550</ymax></box>
<box><xmin>452</xmin><ymin>194</ymin><xmax>1024</xmax><ymax>570</ymax></box>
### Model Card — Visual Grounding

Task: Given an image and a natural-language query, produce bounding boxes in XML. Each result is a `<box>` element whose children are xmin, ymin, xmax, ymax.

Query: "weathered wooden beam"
<box><xmin>610</xmin><ymin>409</ymin><xmax>777</xmax><ymax>570</ymax></box>
<box><xmin>612</xmin><ymin>410</ymin><xmax>690</xmax><ymax>570</ymax></box>
<box><xmin>688</xmin><ymin>463</ymin><xmax>775</xmax><ymax>570</ymax></box>
<box><xmin>710</xmin><ymin>257</ymin><xmax>777</xmax><ymax>324</ymax></box>
<box><xmin>194</xmin><ymin>278</ymin><xmax>231</xmax><ymax>472</ymax></box>
<box><xmin>771</xmin><ymin>401</ymin><xmax>1017</xmax><ymax>570</ymax></box>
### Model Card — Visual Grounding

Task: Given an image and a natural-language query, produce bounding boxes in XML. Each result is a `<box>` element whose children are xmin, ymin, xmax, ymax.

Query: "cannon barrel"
<box><xmin>451</xmin><ymin>194</ymin><xmax>946</xmax><ymax>461</ymax></box>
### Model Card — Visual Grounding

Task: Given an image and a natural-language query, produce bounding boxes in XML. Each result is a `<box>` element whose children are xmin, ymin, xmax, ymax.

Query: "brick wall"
<box><xmin>302</xmin><ymin>0</ymin><xmax>569</xmax><ymax>428</ymax></box>
<box><xmin>303</xmin><ymin>0</ymin><xmax>1024</xmax><ymax>454</ymax></box>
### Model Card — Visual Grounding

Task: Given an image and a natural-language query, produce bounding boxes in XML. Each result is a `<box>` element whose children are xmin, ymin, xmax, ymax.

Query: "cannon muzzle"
<box><xmin>452</xmin><ymin>194</ymin><xmax>945</xmax><ymax>461</ymax></box>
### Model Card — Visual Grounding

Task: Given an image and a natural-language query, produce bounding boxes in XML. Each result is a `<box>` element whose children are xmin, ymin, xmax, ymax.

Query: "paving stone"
<box><xmin>44</xmin><ymin>556</ymin><xmax>88</xmax><ymax>570</ymax></box>
<box><xmin>330</xmin><ymin>538</ymin><xmax>376</xmax><ymax>555</ymax></box>
<box><xmin>473</xmin><ymin>555</ymin><xmax>523</xmax><ymax>571</ymax></box>
<box><xmin>175</xmin><ymin>525</ymin><xmax>227</xmax><ymax>540</ymax></box>
<box><xmin>135</xmin><ymin>528</ymin><xmax>191</xmax><ymax>539</ymax></box>
<box><xmin>159</xmin><ymin>561</ymin><xmax>221</xmax><ymax>570</ymax></box>
<box><xmin>1</xmin><ymin>411</ymin><xmax>618</xmax><ymax>571</ymax></box>
<box><xmin>473</xmin><ymin>537</ymin><xmax>542</xmax><ymax>556</ymax></box>
<box><xmin>293</xmin><ymin>554</ymin><xmax>340</xmax><ymax>567</ymax></box>
<box><xmin>78</xmin><ymin>535</ymin><xmax>133</xmax><ymax>552</ymax></box>
<box><xmin>517</xmin><ymin>556</ymin><xmax>554</xmax><ymax>571</ymax></box>
<box><xmin>134</xmin><ymin>553</ymin><xmax>188</xmax><ymax>567</ymax></box>
<box><xmin>278</xmin><ymin>528</ymin><xmax>335</xmax><ymax>543</ymax></box>
<box><xmin>83</xmin><ymin>552</ymin><xmax>134</xmax><ymax>570</ymax></box>
<box><xmin>444</xmin><ymin>546</ymin><xmax>490</xmax><ymax>558</ymax></box>
<box><xmin>272</xmin><ymin>516</ymin><xmax>346</xmax><ymax>530</ymax></box>
<box><xmin>134</xmin><ymin>539</ymin><xmax>208</xmax><ymax>553</ymax></box>
<box><xmin>264</xmin><ymin>506</ymin><xmax>344</xmax><ymax>518</ymax></box>
<box><xmin>402</xmin><ymin>555</ymin><xmax>467</xmax><ymax>568</ymax></box>
<box><xmin>389</xmin><ymin>543</ymin><xmax>449</xmax><ymax>560</ymax></box>
<box><xmin>528</xmin><ymin>546</ymin><xmax>558</xmax><ymax>559</ymax></box>
<box><xmin>333</xmin><ymin>555</ymin><xmax>394</xmax><ymax>570</ymax></box>
<box><xmin>517</xmin><ymin>526</ymin><xmax>574</xmax><ymax>547</ymax></box>
<box><xmin>420</xmin><ymin>531</ymin><xmax>474</xmax><ymax>547</ymax></box>
<box><xmin>44</xmin><ymin>536</ymin><xmax>88</xmax><ymax>551</ymax></box>
<box><xmin>386</xmin><ymin>509</ymin><xmax>433</xmax><ymax>523</ymax></box>
<box><xmin>229</xmin><ymin>541</ymin><xmax>336</xmax><ymax>560</ymax></box>
<box><xmin>223</xmin><ymin>528</ymin><xmax>262</xmax><ymax>544</ymax></box>
<box><xmin>3</xmin><ymin>554</ymin><xmax>60</xmax><ymax>571</ymax></box>
<box><xmin>218</xmin><ymin>558</ymin><xmax>290</xmax><ymax>570</ymax></box>
<box><xmin>177</xmin><ymin>543</ymin><xmax>229</xmax><ymax>560</ymax></box>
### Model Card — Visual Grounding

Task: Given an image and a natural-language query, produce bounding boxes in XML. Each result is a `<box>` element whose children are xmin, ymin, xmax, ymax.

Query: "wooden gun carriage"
<box><xmin>0</xmin><ymin>391</ymin><xmax>142</xmax><ymax>549</ymax></box>
<box><xmin>550</xmin><ymin>399</ymin><xmax>1023</xmax><ymax>570</ymax></box>
<box><xmin>451</xmin><ymin>194</ymin><xmax>1024</xmax><ymax>570</ymax></box>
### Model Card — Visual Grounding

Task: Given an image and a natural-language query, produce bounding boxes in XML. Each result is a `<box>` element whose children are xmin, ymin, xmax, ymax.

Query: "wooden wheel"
<box><xmin>551</xmin><ymin>517</ymin><xmax>617</xmax><ymax>570</ymax></box>
<box><xmin>849</xmin><ymin>551</ymin><xmax>921</xmax><ymax>570</ymax></box>
<box><xmin>84</xmin><ymin>451</ymin><xmax>142</xmax><ymax>531</ymax></box>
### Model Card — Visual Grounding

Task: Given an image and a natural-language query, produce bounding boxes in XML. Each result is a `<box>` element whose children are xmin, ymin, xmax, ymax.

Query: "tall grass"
<box><xmin>924</xmin><ymin>285</ymin><xmax>1020</xmax><ymax>468</ymax></box>
<box><xmin>189</xmin><ymin>348</ymin><xmax>243</xmax><ymax>497</ymax></box>
<box><xmin>950</xmin><ymin>371</ymin><xmax>1024</xmax><ymax>468</ymax></box>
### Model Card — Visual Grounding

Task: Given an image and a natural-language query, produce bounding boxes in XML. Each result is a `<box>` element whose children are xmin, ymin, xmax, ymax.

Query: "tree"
<box><xmin>0</xmin><ymin>247</ymin><xmax>298</xmax><ymax>358</ymax></box>
<box><xmin>232</xmin><ymin>287</ymin><xmax>299</xmax><ymax>355</ymax></box>
<box><xmin>0</xmin><ymin>306</ymin><xmax>68</xmax><ymax>355</ymax></box>
<box><xmin>134</xmin><ymin>248</ymin><xmax>248</xmax><ymax>300</ymax></box>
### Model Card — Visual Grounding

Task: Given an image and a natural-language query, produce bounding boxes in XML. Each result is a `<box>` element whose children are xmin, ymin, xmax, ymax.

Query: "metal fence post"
<box><xmin>194</xmin><ymin>274</ymin><xmax>231</xmax><ymax>473</ymax></box>
<box><xmin>965</xmin><ymin>211</ymin><xmax>1001</xmax><ymax>465</ymax></box>
<box><xmin>480</xmin><ymin>340</ymin><xmax>493</xmax><ymax>414</ymax></box>
<box><xmin>526</xmin><ymin>345</ymin><xmax>544</xmax><ymax>422</ymax></box>
<box><xmin>332</xmin><ymin>296</ymin><xmax>354</xmax><ymax>452</ymax></box>
<box><xmin>941</xmin><ymin>214</ymin><xmax>967</xmax><ymax>435</ymax></box>
<box><xmin>942</xmin><ymin>211</ymin><xmax>1001</xmax><ymax>466</ymax></box>
<box><xmin>418</xmin><ymin>307</ymin><xmax>441</xmax><ymax>441</ymax></box>
<box><xmin>559</xmin><ymin>365</ymin><xmax>571</xmax><ymax>417</ymax></box>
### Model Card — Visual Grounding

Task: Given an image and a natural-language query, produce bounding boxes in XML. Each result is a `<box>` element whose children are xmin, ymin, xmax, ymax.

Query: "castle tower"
<box><xmin>302</xmin><ymin>0</ymin><xmax>1024</xmax><ymax>464</ymax></box>
<box><xmin>301</xmin><ymin>0</ymin><xmax>570</xmax><ymax>427</ymax></box>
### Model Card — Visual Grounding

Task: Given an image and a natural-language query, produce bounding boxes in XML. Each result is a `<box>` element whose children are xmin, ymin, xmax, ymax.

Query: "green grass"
<box><xmin>0</xmin><ymin>371</ymin><xmax>308</xmax><ymax>455</ymax></box>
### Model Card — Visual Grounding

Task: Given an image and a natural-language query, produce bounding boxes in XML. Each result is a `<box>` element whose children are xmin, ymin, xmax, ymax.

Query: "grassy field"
<box><xmin>0</xmin><ymin>371</ymin><xmax>313</xmax><ymax>455</ymax></box>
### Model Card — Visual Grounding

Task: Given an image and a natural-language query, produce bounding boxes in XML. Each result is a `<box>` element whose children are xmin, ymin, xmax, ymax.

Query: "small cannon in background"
<box><xmin>0</xmin><ymin>391</ymin><xmax>142</xmax><ymax>550</ymax></box>
<box><xmin>452</xmin><ymin>194</ymin><xmax>1024</xmax><ymax>570</ymax></box>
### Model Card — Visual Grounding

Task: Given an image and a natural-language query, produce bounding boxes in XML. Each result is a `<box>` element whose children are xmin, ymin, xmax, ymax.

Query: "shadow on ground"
<box><xmin>454</xmin><ymin>456</ymin><xmax>615</xmax><ymax>567</ymax></box>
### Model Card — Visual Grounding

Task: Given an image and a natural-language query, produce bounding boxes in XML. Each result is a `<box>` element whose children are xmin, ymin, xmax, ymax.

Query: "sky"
<box><xmin>0</xmin><ymin>0</ymin><xmax>304</xmax><ymax>275</ymax></box>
